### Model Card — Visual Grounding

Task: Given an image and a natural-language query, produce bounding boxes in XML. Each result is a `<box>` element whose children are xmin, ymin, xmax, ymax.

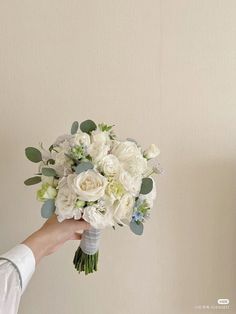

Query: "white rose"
<box><xmin>87</xmin><ymin>142</ymin><xmax>110</xmax><ymax>163</ymax></box>
<box><xmin>113</xmin><ymin>193</ymin><xmax>135</xmax><ymax>225</ymax></box>
<box><xmin>118</xmin><ymin>170</ymin><xmax>142</xmax><ymax>197</ymax></box>
<box><xmin>99</xmin><ymin>154</ymin><xmax>121</xmax><ymax>176</ymax></box>
<box><xmin>55</xmin><ymin>175</ymin><xmax>81</xmax><ymax>222</ymax></box>
<box><xmin>71</xmin><ymin>170</ymin><xmax>108</xmax><ymax>202</ymax></box>
<box><xmin>111</xmin><ymin>141</ymin><xmax>147</xmax><ymax>176</ymax></box>
<box><xmin>82</xmin><ymin>206</ymin><xmax>114</xmax><ymax>229</ymax></box>
<box><xmin>139</xmin><ymin>178</ymin><xmax>157</xmax><ymax>208</ymax></box>
<box><xmin>144</xmin><ymin>144</ymin><xmax>160</xmax><ymax>159</ymax></box>
<box><xmin>70</xmin><ymin>132</ymin><xmax>90</xmax><ymax>148</ymax></box>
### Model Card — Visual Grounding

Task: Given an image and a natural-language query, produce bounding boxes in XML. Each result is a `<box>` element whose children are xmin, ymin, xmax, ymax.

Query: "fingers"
<box><xmin>71</xmin><ymin>219</ymin><xmax>91</xmax><ymax>231</ymax></box>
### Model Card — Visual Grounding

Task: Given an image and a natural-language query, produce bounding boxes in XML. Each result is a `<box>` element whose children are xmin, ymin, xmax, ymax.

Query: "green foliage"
<box><xmin>41</xmin><ymin>199</ymin><xmax>55</xmax><ymax>218</ymax></box>
<box><xmin>71</xmin><ymin>121</ymin><xmax>79</xmax><ymax>135</ymax></box>
<box><xmin>140</xmin><ymin>177</ymin><xmax>153</xmax><ymax>195</ymax></box>
<box><xmin>73</xmin><ymin>247</ymin><xmax>99</xmax><ymax>274</ymax></box>
<box><xmin>129</xmin><ymin>220</ymin><xmax>144</xmax><ymax>235</ymax></box>
<box><xmin>24</xmin><ymin>176</ymin><xmax>41</xmax><ymax>186</ymax></box>
<box><xmin>25</xmin><ymin>147</ymin><xmax>42</xmax><ymax>163</ymax></box>
<box><xmin>80</xmin><ymin>119</ymin><xmax>97</xmax><ymax>134</ymax></box>
<box><xmin>42</xmin><ymin>167</ymin><xmax>57</xmax><ymax>177</ymax></box>
<box><xmin>75</xmin><ymin>161</ymin><xmax>94</xmax><ymax>174</ymax></box>
<box><xmin>126</xmin><ymin>138</ymin><xmax>138</xmax><ymax>144</ymax></box>
<box><xmin>98</xmin><ymin>123</ymin><xmax>114</xmax><ymax>132</ymax></box>
<box><xmin>138</xmin><ymin>200</ymin><xmax>150</xmax><ymax>215</ymax></box>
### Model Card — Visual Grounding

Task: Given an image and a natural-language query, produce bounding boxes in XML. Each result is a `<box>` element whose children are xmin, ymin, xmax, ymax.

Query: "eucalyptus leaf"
<box><xmin>126</xmin><ymin>138</ymin><xmax>138</xmax><ymax>144</ymax></box>
<box><xmin>75</xmin><ymin>161</ymin><xmax>94</xmax><ymax>174</ymax></box>
<box><xmin>41</xmin><ymin>199</ymin><xmax>55</xmax><ymax>218</ymax></box>
<box><xmin>129</xmin><ymin>221</ymin><xmax>144</xmax><ymax>235</ymax></box>
<box><xmin>80</xmin><ymin>119</ymin><xmax>97</xmax><ymax>134</ymax></box>
<box><xmin>71</xmin><ymin>121</ymin><xmax>79</xmax><ymax>135</ymax></box>
<box><xmin>25</xmin><ymin>147</ymin><xmax>42</xmax><ymax>163</ymax></box>
<box><xmin>42</xmin><ymin>167</ymin><xmax>57</xmax><ymax>177</ymax></box>
<box><xmin>140</xmin><ymin>177</ymin><xmax>153</xmax><ymax>195</ymax></box>
<box><xmin>24</xmin><ymin>176</ymin><xmax>41</xmax><ymax>186</ymax></box>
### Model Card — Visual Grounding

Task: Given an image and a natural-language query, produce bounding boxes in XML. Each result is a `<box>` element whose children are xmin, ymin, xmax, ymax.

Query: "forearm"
<box><xmin>22</xmin><ymin>229</ymin><xmax>51</xmax><ymax>265</ymax></box>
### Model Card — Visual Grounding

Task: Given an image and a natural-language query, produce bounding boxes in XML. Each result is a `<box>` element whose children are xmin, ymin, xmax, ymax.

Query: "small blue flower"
<box><xmin>132</xmin><ymin>211</ymin><xmax>144</xmax><ymax>222</ymax></box>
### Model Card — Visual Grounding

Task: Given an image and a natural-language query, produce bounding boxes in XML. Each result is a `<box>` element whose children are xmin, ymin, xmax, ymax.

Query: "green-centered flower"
<box><xmin>71</xmin><ymin>145</ymin><xmax>85</xmax><ymax>160</ymax></box>
<box><xmin>75</xmin><ymin>200</ymin><xmax>86</xmax><ymax>208</ymax></box>
<box><xmin>106</xmin><ymin>179</ymin><xmax>125</xmax><ymax>200</ymax></box>
<box><xmin>37</xmin><ymin>183</ymin><xmax>57</xmax><ymax>202</ymax></box>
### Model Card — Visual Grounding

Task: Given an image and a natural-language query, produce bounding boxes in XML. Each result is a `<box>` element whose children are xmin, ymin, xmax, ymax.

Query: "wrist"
<box><xmin>22</xmin><ymin>229</ymin><xmax>51</xmax><ymax>264</ymax></box>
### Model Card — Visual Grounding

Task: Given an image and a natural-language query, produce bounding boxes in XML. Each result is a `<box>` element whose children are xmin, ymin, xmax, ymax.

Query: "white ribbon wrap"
<box><xmin>80</xmin><ymin>228</ymin><xmax>102</xmax><ymax>255</ymax></box>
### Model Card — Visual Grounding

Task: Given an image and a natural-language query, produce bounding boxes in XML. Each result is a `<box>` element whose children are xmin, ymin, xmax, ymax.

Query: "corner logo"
<box><xmin>217</xmin><ymin>299</ymin><xmax>230</xmax><ymax>305</ymax></box>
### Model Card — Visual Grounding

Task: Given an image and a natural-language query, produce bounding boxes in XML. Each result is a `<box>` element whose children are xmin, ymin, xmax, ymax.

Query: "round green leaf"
<box><xmin>71</xmin><ymin>121</ymin><xmax>79</xmax><ymax>135</ymax></box>
<box><xmin>24</xmin><ymin>176</ymin><xmax>41</xmax><ymax>186</ymax></box>
<box><xmin>140</xmin><ymin>177</ymin><xmax>153</xmax><ymax>195</ymax></box>
<box><xmin>42</xmin><ymin>167</ymin><xmax>57</xmax><ymax>177</ymax></box>
<box><xmin>129</xmin><ymin>221</ymin><xmax>144</xmax><ymax>235</ymax></box>
<box><xmin>25</xmin><ymin>147</ymin><xmax>42</xmax><ymax>163</ymax></box>
<box><xmin>80</xmin><ymin>119</ymin><xmax>97</xmax><ymax>134</ymax></box>
<box><xmin>41</xmin><ymin>199</ymin><xmax>55</xmax><ymax>218</ymax></box>
<box><xmin>75</xmin><ymin>161</ymin><xmax>94</xmax><ymax>174</ymax></box>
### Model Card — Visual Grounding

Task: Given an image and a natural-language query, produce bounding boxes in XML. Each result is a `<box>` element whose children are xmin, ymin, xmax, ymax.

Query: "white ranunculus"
<box><xmin>91</xmin><ymin>129</ymin><xmax>110</xmax><ymax>145</ymax></box>
<box><xmin>139</xmin><ymin>178</ymin><xmax>157</xmax><ymax>208</ymax></box>
<box><xmin>144</xmin><ymin>144</ymin><xmax>160</xmax><ymax>159</ymax></box>
<box><xmin>55</xmin><ymin>175</ymin><xmax>81</xmax><ymax>222</ymax></box>
<box><xmin>111</xmin><ymin>140</ymin><xmax>141</xmax><ymax>160</ymax></box>
<box><xmin>71</xmin><ymin>170</ymin><xmax>108</xmax><ymax>202</ymax></box>
<box><xmin>70</xmin><ymin>132</ymin><xmax>91</xmax><ymax>148</ymax></box>
<box><xmin>87</xmin><ymin>142</ymin><xmax>110</xmax><ymax>163</ymax></box>
<box><xmin>51</xmin><ymin>141</ymin><xmax>73</xmax><ymax>177</ymax></box>
<box><xmin>54</xmin><ymin>134</ymin><xmax>73</xmax><ymax>146</ymax></box>
<box><xmin>123</xmin><ymin>156</ymin><xmax>148</xmax><ymax>177</ymax></box>
<box><xmin>82</xmin><ymin>206</ymin><xmax>114</xmax><ymax>229</ymax></box>
<box><xmin>113</xmin><ymin>193</ymin><xmax>135</xmax><ymax>225</ymax></box>
<box><xmin>111</xmin><ymin>141</ymin><xmax>148</xmax><ymax>176</ymax></box>
<box><xmin>99</xmin><ymin>154</ymin><xmax>121</xmax><ymax>176</ymax></box>
<box><xmin>118</xmin><ymin>170</ymin><xmax>142</xmax><ymax>197</ymax></box>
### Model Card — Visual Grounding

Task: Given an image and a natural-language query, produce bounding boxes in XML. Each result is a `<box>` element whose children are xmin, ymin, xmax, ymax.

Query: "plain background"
<box><xmin>0</xmin><ymin>1</ymin><xmax>235</xmax><ymax>314</ymax></box>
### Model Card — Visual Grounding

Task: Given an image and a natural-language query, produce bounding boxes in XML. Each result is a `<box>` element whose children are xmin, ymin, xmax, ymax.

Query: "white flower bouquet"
<box><xmin>24</xmin><ymin>120</ymin><xmax>161</xmax><ymax>274</ymax></box>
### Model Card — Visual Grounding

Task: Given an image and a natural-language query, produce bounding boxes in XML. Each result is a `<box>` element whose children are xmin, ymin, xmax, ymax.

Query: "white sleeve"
<box><xmin>0</xmin><ymin>244</ymin><xmax>36</xmax><ymax>314</ymax></box>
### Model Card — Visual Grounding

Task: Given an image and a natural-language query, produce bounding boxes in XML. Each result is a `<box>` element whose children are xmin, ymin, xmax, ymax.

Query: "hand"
<box><xmin>22</xmin><ymin>215</ymin><xmax>90</xmax><ymax>264</ymax></box>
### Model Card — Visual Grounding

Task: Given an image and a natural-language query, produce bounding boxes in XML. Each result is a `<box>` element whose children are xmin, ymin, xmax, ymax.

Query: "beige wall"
<box><xmin>0</xmin><ymin>1</ymin><xmax>235</xmax><ymax>314</ymax></box>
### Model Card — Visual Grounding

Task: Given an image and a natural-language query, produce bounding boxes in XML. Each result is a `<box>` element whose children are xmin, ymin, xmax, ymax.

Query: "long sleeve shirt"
<box><xmin>0</xmin><ymin>244</ymin><xmax>35</xmax><ymax>314</ymax></box>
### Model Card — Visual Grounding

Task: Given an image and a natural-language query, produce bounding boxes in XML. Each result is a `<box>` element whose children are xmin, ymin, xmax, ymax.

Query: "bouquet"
<box><xmin>24</xmin><ymin>119</ymin><xmax>161</xmax><ymax>274</ymax></box>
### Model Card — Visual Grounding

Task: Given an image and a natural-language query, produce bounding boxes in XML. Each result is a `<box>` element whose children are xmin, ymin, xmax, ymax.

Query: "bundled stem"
<box><xmin>73</xmin><ymin>247</ymin><xmax>99</xmax><ymax>274</ymax></box>
<box><xmin>73</xmin><ymin>228</ymin><xmax>101</xmax><ymax>275</ymax></box>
